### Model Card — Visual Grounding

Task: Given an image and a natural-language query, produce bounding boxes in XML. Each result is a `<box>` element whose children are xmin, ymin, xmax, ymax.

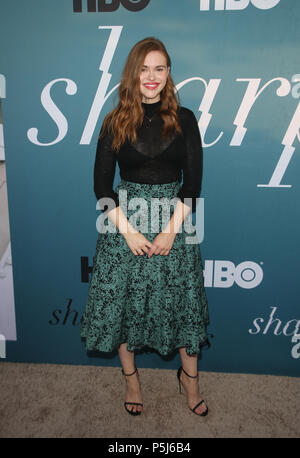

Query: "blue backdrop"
<box><xmin>0</xmin><ymin>0</ymin><xmax>299</xmax><ymax>376</ymax></box>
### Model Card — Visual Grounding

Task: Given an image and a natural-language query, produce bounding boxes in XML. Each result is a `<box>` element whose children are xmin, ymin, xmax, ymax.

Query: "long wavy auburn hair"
<box><xmin>100</xmin><ymin>37</ymin><xmax>182</xmax><ymax>152</ymax></box>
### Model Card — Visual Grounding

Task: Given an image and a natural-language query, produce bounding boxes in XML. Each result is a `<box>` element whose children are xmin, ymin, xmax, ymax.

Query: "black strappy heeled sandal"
<box><xmin>177</xmin><ymin>366</ymin><xmax>208</xmax><ymax>416</ymax></box>
<box><xmin>121</xmin><ymin>367</ymin><xmax>143</xmax><ymax>416</ymax></box>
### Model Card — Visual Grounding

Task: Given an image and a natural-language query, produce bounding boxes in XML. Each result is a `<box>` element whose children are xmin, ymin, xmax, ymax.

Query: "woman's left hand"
<box><xmin>147</xmin><ymin>231</ymin><xmax>176</xmax><ymax>258</ymax></box>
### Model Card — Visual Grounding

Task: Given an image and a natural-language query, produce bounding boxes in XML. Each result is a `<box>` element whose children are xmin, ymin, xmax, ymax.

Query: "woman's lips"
<box><xmin>143</xmin><ymin>83</ymin><xmax>160</xmax><ymax>90</ymax></box>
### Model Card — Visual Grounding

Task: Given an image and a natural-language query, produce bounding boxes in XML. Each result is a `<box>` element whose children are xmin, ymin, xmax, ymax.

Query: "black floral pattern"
<box><xmin>80</xmin><ymin>180</ymin><xmax>210</xmax><ymax>356</ymax></box>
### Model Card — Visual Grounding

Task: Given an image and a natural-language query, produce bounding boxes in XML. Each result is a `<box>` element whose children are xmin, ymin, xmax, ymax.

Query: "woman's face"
<box><xmin>139</xmin><ymin>50</ymin><xmax>170</xmax><ymax>104</ymax></box>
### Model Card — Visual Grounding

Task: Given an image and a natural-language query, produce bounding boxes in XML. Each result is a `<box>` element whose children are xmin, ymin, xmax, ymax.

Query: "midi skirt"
<box><xmin>80</xmin><ymin>179</ymin><xmax>210</xmax><ymax>357</ymax></box>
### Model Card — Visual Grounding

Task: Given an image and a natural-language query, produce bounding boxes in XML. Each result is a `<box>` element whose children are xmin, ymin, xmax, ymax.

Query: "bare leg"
<box><xmin>118</xmin><ymin>343</ymin><xmax>143</xmax><ymax>413</ymax></box>
<box><xmin>178</xmin><ymin>347</ymin><xmax>207</xmax><ymax>415</ymax></box>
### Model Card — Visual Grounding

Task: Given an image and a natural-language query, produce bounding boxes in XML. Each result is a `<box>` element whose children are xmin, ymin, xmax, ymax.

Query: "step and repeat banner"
<box><xmin>0</xmin><ymin>0</ymin><xmax>299</xmax><ymax>377</ymax></box>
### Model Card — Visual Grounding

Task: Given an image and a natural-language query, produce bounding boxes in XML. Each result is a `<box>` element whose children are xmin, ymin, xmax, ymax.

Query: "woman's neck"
<box><xmin>141</xmin><ymin>95</ymin><xmax>161</xmax><ymax>104</ymax></box>
<box><xmin>142</xmin><ymin>99</ymin><xmax>161</xmax><ymax>113</ymax></box>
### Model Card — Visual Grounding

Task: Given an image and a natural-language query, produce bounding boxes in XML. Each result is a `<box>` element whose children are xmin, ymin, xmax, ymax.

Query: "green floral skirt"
<box><xmin>80</xmin><ymin>180</ymin><xmax>210</xmax><ymax>357</ymax></box>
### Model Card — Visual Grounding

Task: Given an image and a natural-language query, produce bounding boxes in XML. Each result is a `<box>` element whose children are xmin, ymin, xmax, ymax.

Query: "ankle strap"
<box><xmin>121</xmin><ymin>367</ymin><xmax>137</xmax><ymax>376</ymax></box>
<box><xmin>182</xmin><ymin>367</ymin><xmax>198</xmax><ymax>378</ymax></box>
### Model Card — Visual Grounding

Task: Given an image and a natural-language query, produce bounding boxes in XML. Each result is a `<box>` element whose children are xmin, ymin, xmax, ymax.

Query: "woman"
<box><xmin>80</xmin><ymin>37</ymin><xmax>210</xmax><ymax>417</ymax></box>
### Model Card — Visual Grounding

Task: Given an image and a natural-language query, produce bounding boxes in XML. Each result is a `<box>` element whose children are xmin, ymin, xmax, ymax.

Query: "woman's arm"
<box><xmin>94</xmin><ymin>127</ymin><xmax>120</xmax><ymax>208</ymax></box>
<box><xmin>176</xmin><ymin>109</ymin><xmax>203</xmax><ymax>214</ymax></box>
<box><xmin>94</xmin><ymin>126</ymin><xmax>139</xmax><ymax>234</ymax></box>
<box><xmin>94</xmin><ymin>126</ymin><xmax>153</xmax><ymax>255</ymax></box>
<box><xmin>163</xmin><ymin>109</ymin><xmax>203</xmax><ymax>234</ymax></box>
<box><xmin>161</xmin><ymin>199</ymin><xmax>191</xmax><ymax>235</ymax></box>
<box><xmin>107</xmin><ymin>206</ymin><xmax>153</xmax><ymax>257</ymax></box>
<box><xmin>106</xmin><ymin>205</ymin><xmax>138</xmax><ymax>235</ymax></box>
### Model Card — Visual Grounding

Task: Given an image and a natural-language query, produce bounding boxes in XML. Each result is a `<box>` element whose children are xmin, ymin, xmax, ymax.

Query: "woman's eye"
<box><xmin>141</xmin><ymin>68</ymin><xmax>164</xmax><ymax>73</ymax></box>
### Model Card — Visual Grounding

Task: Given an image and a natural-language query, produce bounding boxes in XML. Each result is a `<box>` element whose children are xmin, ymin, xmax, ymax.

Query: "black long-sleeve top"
<box><xmin>94</xmin><ymin>99</ymin><xmax>203</xmax><ymax>213</ymax></box>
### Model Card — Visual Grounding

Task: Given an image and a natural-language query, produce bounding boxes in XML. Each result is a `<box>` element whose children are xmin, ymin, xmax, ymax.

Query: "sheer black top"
<box><xmin>94</xmin><ymin>99</ymin><xmax>203</xmax><ymax>212</ymax></box>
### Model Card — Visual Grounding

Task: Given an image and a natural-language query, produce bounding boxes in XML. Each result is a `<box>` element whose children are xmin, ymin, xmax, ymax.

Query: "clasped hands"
<box><xmin>123</xmin><ymin>229</ymin><xmax>176</xmax><ymax>258</ymax></box>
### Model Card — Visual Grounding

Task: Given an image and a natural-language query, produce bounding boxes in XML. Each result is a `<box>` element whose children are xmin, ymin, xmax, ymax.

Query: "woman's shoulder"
<box><xmin>177</xmin><ymin>105</ymin><xmax>198</xmax><ymax>129</ymax></box>
<box><xmin>177</xmin><ymin>104</ymin><xmax>194</xmax><ymax>114</ymax></box>
<box><xmin>177</xmin><ymin>105</ymin><xmax>197</xmax><ymax>120</ymax></box>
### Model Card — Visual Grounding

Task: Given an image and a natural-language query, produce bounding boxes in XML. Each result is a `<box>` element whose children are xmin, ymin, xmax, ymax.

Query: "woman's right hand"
<box><xmin>123</xmin><ymin>230</ymin><xmax>153</xmax><ymax>257</ymax></box>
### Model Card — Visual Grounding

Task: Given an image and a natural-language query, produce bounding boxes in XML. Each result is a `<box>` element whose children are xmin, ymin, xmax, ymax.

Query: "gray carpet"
<box><xmin>0</xmin><ymin>362</ymin><xmax>299</xmax><ymax>438</ymax></box>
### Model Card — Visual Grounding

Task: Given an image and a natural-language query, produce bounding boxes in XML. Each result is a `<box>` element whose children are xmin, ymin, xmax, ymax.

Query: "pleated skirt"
<box><xmin>80</xmin><ymin>179</ymin><xmax>210</xmax><ymax>357</ymax></box>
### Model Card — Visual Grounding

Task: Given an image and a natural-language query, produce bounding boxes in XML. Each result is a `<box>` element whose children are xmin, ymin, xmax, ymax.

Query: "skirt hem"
<box><xmin>80</xmin><ymin>333</ymin><xmax>211</xmax><ymax>357</ymax></box>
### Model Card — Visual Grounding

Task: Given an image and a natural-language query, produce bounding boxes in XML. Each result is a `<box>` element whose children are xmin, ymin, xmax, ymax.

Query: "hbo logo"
<box><xmin>73</xmin><ymin>0</ymin><xmax>150</xmax><ymax>12</ymax></box>
<box><xmin>204</xmin><ymin>260</ymin><xmax>263</xmax><ymax>288</ymax></box>
<box><xmin>200</xmin><ymin>0</ymin><xmax>280</xmax><ymax>10</ymax></box>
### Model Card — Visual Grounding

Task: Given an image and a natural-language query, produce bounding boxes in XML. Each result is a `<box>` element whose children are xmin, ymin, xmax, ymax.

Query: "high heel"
<box><xmin>121</xmin><ymin>367</ymin><xmax>143</xmax><ymax>416</ymax></box>
<box><xmin>177</xmin><ymin>366</ymin><xmax>208</xmax><ymax>417</ymax></box>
